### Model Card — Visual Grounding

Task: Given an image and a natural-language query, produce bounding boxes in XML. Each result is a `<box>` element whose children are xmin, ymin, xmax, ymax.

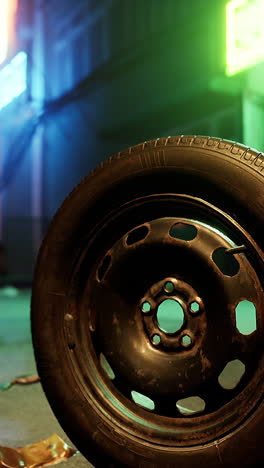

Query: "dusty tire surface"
<box><xmin>31</xmin><ymin>136</ymin><xmax>264</xmax><ymax>467</ymax></box>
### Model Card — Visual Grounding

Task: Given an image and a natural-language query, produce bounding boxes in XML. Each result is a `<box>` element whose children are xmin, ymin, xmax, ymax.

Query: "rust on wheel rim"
<box><xmin>64</xmin><ymin>194</ymin><xmax>264</xmax><ymax>448</ymax></box>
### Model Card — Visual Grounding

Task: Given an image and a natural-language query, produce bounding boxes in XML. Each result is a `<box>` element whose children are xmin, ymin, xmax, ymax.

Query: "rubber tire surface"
<box><xmin>31</xmin><ymin>136</ymin><xmax>264</xmax><ymax>468</ymax></box>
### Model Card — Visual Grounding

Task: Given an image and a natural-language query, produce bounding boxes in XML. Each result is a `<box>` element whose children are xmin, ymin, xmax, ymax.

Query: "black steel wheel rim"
<box><xmin>63</xmin><ymin>193</ymin><xmax>264</xmax><ymax>448</ymax></box>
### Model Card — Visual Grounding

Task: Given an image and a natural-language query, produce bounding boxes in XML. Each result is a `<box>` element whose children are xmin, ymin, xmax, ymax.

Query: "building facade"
<box><xmin>0</xmin><ymin>0</ymin><xmax>250</xmax><ymax>281</ymax></box>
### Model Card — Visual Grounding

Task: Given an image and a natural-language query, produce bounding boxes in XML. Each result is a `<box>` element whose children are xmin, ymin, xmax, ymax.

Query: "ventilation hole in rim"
<box><xmin>212</xmin><ymin>247</ymin><xmax>239</xmax><ymax>276</ymax></box>
<box><xmin>157</xmin><ymin>299</ymin><xmax>184</xmax><ymax>333</ymax></box>
<box><xmin>176</xmin><ymin>396</ymin><xmax>205</xmax><ymax>416</ymax></box>
<box><xmin>169</xmin><ymin>223</ymin><xmax>197</xmax><ymax>241</ymax></box>
<box><xmin>131</xmin><ymin>390</ymin><xmax>155</xmax><ymax>411</ymax></box>
<box><xmin>99</xmin><ymin>353</ymin><xmax>115</xmax><ymax>380</ymax></box>
<box><xmin>218</xmin><ymin>359</ymin><xmax>245</xmax><ymax>390</ymax></box>
<box><xmin>97</xmin><ymin>255</ymin><xmax>111</xmax><ymax>282</ymax></box>
<box><xmin>126</xmin><ymin>225</ymin><xmax>149</xmax><ymax>246</ymax></box>
<box><xmin>235</xmin><ymin>300</ymin><xmax>257</xmax><ymax>335</ymax></box>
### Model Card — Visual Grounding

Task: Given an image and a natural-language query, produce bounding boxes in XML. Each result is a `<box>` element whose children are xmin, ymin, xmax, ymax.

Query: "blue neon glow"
<box><xmin>0</xmin><ymin>51</ymin><xmax>27</xmax><ymax>112</ymax></box>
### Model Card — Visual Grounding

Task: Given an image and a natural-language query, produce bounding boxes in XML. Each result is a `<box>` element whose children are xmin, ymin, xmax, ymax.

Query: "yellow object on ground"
<box><xmin>0</xmin><ymin>434</ymin><xmax>78</xmax><ymax>468</ymax></box>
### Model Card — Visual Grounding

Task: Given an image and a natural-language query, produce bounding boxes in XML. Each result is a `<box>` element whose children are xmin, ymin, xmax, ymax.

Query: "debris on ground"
<box><xmin>0</xmin><ymin>434</ymin><xmax>78</xmax><ymax>468</ymax></box>
<box><xmin>0</xmin><ymin>375</ymin><xmax>40</xmax><ymax>391</ymax></box>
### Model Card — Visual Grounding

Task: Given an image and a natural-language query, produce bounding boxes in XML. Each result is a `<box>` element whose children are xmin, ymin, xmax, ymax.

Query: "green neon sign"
<box><xmin>226</xmin><ymin>0</ymin><xmax>264</xmax><ymax>76</ymax></box>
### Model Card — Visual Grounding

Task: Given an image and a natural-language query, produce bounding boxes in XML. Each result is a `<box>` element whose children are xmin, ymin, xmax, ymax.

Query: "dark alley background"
<box><xmin>1</xmin><ymin>0</ymin><xmax>263</xmax><ymax>281</ymax></box>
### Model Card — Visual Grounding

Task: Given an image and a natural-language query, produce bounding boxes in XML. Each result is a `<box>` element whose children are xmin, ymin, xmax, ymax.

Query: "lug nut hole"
<box><xmin>190</xmin><ymin>301</ymin><xmax>200</xmax><ymax>314</ymax></box>
<box><xmin>141</xmin><ymin>301</ymin><xmax>151</xmax><ymax>313</ymax></box>
<box><xmin>181</xmin><ymin>334</ymin><xmax>192</xmax><ymax>347</ymax></box>
<box><xmin>152</xmin><ymin>334</ymin><xmax>161</xmax><ymax>345</ymax></box>
<box><xmin>164</xmin><ymin>281</ymin><xmax>174</xmax><ymax>293</ymax></box>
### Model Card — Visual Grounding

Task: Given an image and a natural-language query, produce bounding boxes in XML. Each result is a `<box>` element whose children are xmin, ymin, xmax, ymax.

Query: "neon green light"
<box><xmin>0</xmin><ymin>0</ymin><xmax>9</xmax><ymax>65</ymax></box>
<box><xmin>226</xmin><ymin>0</ymin><xmax>264</xmax><ymax>76</ymax></box>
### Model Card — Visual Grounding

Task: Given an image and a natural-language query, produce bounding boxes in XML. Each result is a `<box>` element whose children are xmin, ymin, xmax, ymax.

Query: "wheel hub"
<box><xmin>89</xmin><ymin>215</ymin><xmax>263</xmax><ymax>410</ymax></box>
<box><xmin>70</xmin><ymin>195</ymin><xmax>264</xmax><ymax>446</ymax></box>
<box><xmin>141</xmin><ymin>276</ymin><xmax>204</xmax><ymax>351</ymax></box>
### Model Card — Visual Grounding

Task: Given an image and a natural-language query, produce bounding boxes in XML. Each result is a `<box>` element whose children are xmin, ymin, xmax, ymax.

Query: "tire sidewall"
<box><xmin>32</xmin><ymin>139</ymin><xmax>264</xmax><ymax>467</ymax></box>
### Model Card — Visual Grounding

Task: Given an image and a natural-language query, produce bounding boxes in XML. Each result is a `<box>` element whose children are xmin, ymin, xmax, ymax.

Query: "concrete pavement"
<box><xmin>0</xmin><ymin>287</ymin><xmax>93</xmax><ymax>468</ymax></box>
